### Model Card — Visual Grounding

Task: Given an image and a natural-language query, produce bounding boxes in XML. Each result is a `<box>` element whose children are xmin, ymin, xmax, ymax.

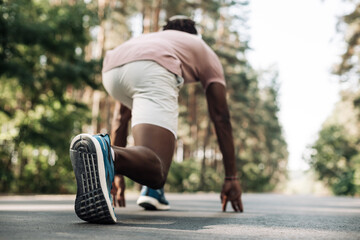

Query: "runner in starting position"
<box><xmin>70</xmin><ymin>16</ymin><xmax>243</xmax><ymax>224</ymax></box>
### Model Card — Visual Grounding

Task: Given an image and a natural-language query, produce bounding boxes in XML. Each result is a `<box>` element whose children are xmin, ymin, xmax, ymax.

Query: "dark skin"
<box><xmin>110</xmin><ymin>102</ymin><xmax>175</xmax><ymax>205</ymax></box>
<box><xmin>110</xmin><ymin>82</ymin><xmax>243</xmax><ymax>212</ymax></box>
<box><xmin>110</xmin><ymin>102</ymin><xmax>130</xmax><ymax>207</ymax></box>
<box><xmin>205</xmin><ymin>82</ymin><xmax>243</xmax><ymax>212</ymax></box>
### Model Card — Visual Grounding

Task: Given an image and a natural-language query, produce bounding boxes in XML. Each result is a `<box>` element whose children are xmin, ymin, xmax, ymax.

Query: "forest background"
<box><xmin>0</xmin><ymin>0</ymin><xmax>359</xmax><ymax>196</ymax></box>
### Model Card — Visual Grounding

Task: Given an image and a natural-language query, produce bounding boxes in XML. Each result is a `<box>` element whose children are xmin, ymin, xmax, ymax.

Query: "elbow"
<box><xmin>145</xmin><ymin>156</ymin><xmax>166</xmax><ymax>189</ymax></box>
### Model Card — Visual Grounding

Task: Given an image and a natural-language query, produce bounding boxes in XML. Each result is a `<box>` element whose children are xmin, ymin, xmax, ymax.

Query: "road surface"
<box><xmin>0</xmin><ymin>193</ymin><xmax>359</xmax><ymax>239</ymax></box>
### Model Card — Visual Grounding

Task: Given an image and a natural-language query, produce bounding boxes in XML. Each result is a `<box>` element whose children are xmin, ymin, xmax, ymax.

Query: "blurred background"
<box><xmin>0</xmin><ymin>0</ymin><xmax>359</xmax><ymax>196</ymax></box>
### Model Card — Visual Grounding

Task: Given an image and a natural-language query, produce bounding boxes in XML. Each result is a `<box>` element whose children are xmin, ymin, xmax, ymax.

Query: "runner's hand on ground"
<box><xmin>111</xmin><ymin>174</ymin><xmax>126</xmax><ymax>207</ymax></box>
<box><xmin>220</xmin><ymin>180</ymin><xmax>243</xmax><ymax>212</ymax></box>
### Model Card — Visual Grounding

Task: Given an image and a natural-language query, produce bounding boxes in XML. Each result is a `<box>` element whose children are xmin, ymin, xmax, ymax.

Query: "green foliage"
<box><xmin>240</xmin><ymin>161</ymin><xmax>272</xmax><ymax>192</ymax></box>
<box><xmin>165</xmin><ymin>160</ymin><xmax>222</xmax><ymax>192</ymax></box>
<box><xmin>230</xmin><ymin>70</ymin><xmax>288</xmax><ymax>192</ymax></box>
<box><xmin>166</xmin><ymin>160</ymin><xmax>200</xmax><ymax>192</ymax></box>
<box><xmin>0</xmin><ymin>0</ymin><xmax>99</xmax><ymax>193</ymax></box>
<box><xmin>333</xmin><ymin>2</ymin><xmax>360</xmax><ymax>82</ymax></box>
<box><xmin>307</xmin><ymin>89</ymin><xmax>360</xmax><ymax>196</ymax></box>
<box><xmin>308</xmin><ymin>124</ymin><xmax>359</xmax><ymax>195</ymax></box>
<box><xmin>308</xmin><ymin>2</ymin><xmax>360</xmax><ymax>196</ymax></box>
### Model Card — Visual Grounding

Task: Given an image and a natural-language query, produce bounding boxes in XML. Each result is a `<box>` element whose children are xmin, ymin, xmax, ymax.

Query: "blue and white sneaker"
<box><xmin>70</xmin><ymin>133</ymin><xmax>116</xmax><ymax>224</ymax></box>
<box><xmin>136</xmin><ymin>186</ymin><xmax>170</xmax><ymax>210</ymax></box>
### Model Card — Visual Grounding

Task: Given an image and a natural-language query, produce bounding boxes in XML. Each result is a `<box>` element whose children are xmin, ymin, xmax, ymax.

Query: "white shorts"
<box><xmin>102</xmin><ymin>61</ymin><xmax>184</xmax><ymax>138</ymax></box>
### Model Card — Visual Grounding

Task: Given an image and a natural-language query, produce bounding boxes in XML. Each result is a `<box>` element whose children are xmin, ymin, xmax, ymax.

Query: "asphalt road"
<box><xmin>0</xmin><ymin>193</ymin><xmax>359</xmax><ymax>240</ymax></box>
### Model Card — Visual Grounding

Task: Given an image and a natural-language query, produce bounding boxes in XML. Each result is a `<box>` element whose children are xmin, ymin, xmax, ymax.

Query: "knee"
<box><xmin>148</xmin><ymin>170</ymin><xmax>166</xmax><ymax>189</ymax></box>
<box><xmin>135</xmin><ymin>146</ymin><xmax>169</xmax><ymax>189</ymax></box>
<box><xmin>157</xmin><ymin>173</ymin><xmax>167</xmax><ymax>188</ymax></box>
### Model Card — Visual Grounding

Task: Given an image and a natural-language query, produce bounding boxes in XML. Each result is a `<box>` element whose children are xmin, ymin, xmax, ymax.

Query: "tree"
<box><xmin>309</xmin><ymin>125</ymin><xmax>358</xmax><ymax>195</ymax></box>
<box><xmin>307</xmin><ymin>91</ymin><xmax>360</xmax><ymax>195</ymax></box>
<box><xmin>308</xmin><ymin>1</ymin><xmax>360</xmax><ymax>196</ymax></box>
<box><xmin>334</xmin><ymin>2</ymin><xmax>360</xmax><ymax>84</ymax></box>
<box><xmin>0</xmin><ymin>0</ymin><xmax>99</xmax><ymax>193</ymax></box>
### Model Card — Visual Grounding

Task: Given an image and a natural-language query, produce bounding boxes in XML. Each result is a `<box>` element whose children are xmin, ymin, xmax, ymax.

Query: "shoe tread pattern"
<box><xmin>70</xmin><ymin>136</ymin><xmax>114</xmax><ymax>224</ymax></box>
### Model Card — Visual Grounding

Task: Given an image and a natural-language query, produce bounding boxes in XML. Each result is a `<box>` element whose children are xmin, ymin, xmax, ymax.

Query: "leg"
<box><xmin>105</xmin><ymin>61</ymin><xmax>179</xmax><ymax>189</ymax></box>
<box><xmin>112</xmin><ymin>123</ymin><xmax>175</xmax><ymax>189</ymax></box>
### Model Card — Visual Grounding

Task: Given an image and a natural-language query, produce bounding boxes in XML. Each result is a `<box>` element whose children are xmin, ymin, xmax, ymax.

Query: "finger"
<box><xmin>119</xmin><ymin>197</ymin><xmax>124</xmax><ymax>207</ymax></box>
<box><xmin>222</xmin><ymin>195</ymin><xmax>228</xmax><ymax>212</ymax></box>
<box><xmin>112</xmin><ymin>194</ymin><xmax>116</xmax><ymax>207</ymax></box>
<box><xmin>120</xmin><ymin>198</ymin><xmax>126</xmax><ymax>207</ymax></box>
<box><xmin>116</xmin><ymin>197</ymin><xmax>121</xmax><ymax>207</ymax></box>
<box><xmin>239</xmin><ymin>198</ymin><xmax>244</xmax><ymax>212</ymax></box>
<box><xmin>231</xmin><ymin>201</ymin><xmax>239</xmax><ymax>212</ymax></box>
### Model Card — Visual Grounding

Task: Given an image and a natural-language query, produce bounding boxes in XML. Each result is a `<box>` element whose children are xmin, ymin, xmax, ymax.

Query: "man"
<box><xmin>110</xmin><ymin>100</ymin><xmax>170</xmax><ymax>211</ymax></box>
<box><xmin>109</xmin><ymin>16</ymin><xmax>226</xmax><ymax>211</ymax></box>
<box><xmin>70</xmin><ymin>16</ymin><xmax>243</xmax><ymax>224</ymax></box>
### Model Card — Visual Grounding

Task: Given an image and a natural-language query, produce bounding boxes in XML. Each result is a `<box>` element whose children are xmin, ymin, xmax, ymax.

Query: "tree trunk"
<box><xmin>142</xmin><ymin>0</ymin><xmax>162</xmax><ymax>33</ymax></box>
<box><xmin>188</xmin><ymin>85</ymin><xmax>197</xmax><ymax>156</ymax></box>
<box><xmin>152</xmin><ymin>0</ymin><xmax>162</xmax><ymax>32</ymax></box>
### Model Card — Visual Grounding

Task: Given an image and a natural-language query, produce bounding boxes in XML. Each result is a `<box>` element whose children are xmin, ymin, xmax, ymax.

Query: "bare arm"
<box><xmin>111</xmin><ymin>102</ymin><xmax>131</xmax><ymax>148</ymax></box>
<box><xmin>205</xmin><ymin>82</ymin><xmax>243</xmax><ymax>212</ymax></box>
<box><xmin>110</xmin><ymin>102</ymin><xmax>131</xmax><ymax>207</ymax></box>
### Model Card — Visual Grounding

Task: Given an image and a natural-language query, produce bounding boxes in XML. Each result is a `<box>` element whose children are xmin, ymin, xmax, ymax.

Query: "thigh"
<box><xmin>132</xmin><ymin>123</ymin><xmax>175</xmax><ymax>175</ymax></box>
<box><xmin>130</xmin><ymin>61</ymin><xmax>181</xmax><ymax>138</ymax></box>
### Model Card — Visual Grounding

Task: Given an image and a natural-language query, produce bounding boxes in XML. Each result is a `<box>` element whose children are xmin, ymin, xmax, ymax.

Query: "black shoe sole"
<box><xmin>70</xmin><ymin>134</ymin><xmax>116</xmax><ymax>224</ymax></box>
<box><xmin>137</xmin><ymin>195</ymin><xmax>170</xmax><ymax>211</ymax></box>
<box><xmin>139</xmin><ymin>202</ymin><xmax>157</xmax><ymax>211</ymax></box>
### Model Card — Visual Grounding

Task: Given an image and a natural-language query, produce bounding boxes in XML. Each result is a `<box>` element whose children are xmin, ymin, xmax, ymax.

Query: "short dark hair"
<box><xmin>163</xmin><ymin>16</ymin><xmax>198</xmax><ymax>35</ymax></box>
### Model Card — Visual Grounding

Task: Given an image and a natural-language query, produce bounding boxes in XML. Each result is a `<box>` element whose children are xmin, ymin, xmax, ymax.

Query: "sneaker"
<box><xmin>136</xmin><ymin>186</ymin><xmax>170</xmax><ymax>210</ymax></box>
<box><xmin>70</xmin><ymin>133</ymin><xmax>117</xmax><ymax>224</ymax></box>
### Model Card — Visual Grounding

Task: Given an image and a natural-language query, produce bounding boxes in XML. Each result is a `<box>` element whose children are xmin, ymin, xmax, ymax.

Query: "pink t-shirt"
<box><xmin>102</xmin><ymin>30</ymin><xmax>225</xmax><ymax>90</ymax></box>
